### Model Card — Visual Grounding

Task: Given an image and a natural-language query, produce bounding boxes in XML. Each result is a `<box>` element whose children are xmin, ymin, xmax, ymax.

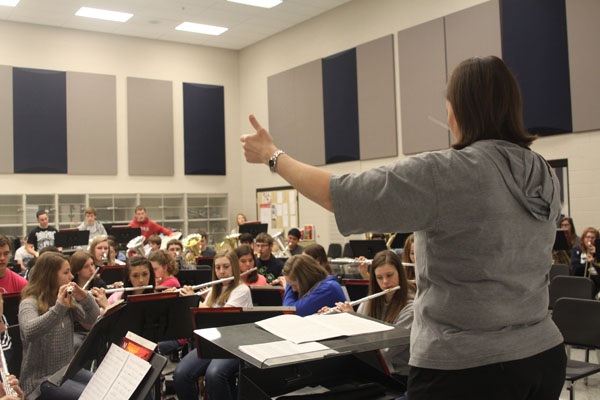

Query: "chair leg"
<box><xmin>585</xmin><ymin>350</ymin><xmax>589</xmax><ymax>385</ymax></box>
<box><xmin>568</xmin><ymin>381</ymin><xmax>575</xmax><ymax>400</ymax></box>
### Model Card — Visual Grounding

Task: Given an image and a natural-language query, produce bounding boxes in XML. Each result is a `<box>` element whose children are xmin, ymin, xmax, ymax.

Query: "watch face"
<box><xmin>269</xmin><ymin>159</ymin><xmax>275</xmax><ymax>170</ymax></box>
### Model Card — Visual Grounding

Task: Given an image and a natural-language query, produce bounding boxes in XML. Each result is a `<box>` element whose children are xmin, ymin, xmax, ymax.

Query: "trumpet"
<box><xmin>179</xmin><ymin>267</ymin><xmax>257</xmax><ymax>293</ymax></box>
<box><xmin>0</xmin><ymin>345</ymin><xmax>16</xmax><ymax>397</ymax></box>
<box><xmin>272</xmin><ymin>231</ymin><xmax>292</xmax><ymax>258</ymax></box>
<box><xmin>321</xmin><ymin>286</ymin><xmax>401</xmax><ymax>315</ymax></box>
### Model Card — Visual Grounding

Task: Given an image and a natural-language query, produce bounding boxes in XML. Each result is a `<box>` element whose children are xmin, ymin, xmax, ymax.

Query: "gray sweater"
<box><xmin>330</xmin><ymin>140</ymin><xmax>563</xmax><ymax>370</ymax></box>
<box><xmin>18</xmin><ymin>294</ymin><xmax>100</xmax><ymax>399</ymax></box>
<box><xmin>77</xmin><ymin>220</ymin><xmax>107</xmax><ymax>241</ymax></box>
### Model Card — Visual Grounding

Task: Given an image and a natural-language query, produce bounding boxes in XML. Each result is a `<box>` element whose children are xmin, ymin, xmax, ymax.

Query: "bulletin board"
<box><xmin>256</xmin><ymin>186</ymin><xmax>299</xmax><ymax>233</ymax></box>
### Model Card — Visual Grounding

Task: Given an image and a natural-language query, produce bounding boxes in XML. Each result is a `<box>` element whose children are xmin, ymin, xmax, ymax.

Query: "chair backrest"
<box><xmin>327</xmin><ymin>243</ymin><xmax>342</xmax><ymax>259</ymax></box>
<box><xmin>342</xmin><ymin>243</ymin><xmax>353</xmax><ymax>258</ymax></box>
<box><xmin>549</xmin><ymin>263</ymin><xmax>570</xmax><ymax>281</ymax></box>
<box><xmin>552</xmin><ymin>298</ymin><xmax>600</xmax><ymax>349</ymax></box>
<box><xmin>548</xmin><ymin>275</ymin><xmax>594</xmax><ymax>309</ymax></box>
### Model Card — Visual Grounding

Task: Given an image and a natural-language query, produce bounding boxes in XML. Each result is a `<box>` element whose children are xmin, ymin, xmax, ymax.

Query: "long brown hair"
<box><xmin>581</xmin><ymin>227</ymin><xmax>599</xmax><ymax>255</ymax></box>
<box><xmin>148</xmin><ymin>249</ymin><xmax>179</xmax><ymax>276</ymax></box>
<box><xmin>205</xmin><ymin>249</ymin><xmax>241</xmax><ymax>307</ymax></box>
<box><xmin>282</xmin><ymin>255</ymin><xmax>328</xmax><ymax>298</ymax></box>
<box><xmin>365</xmin><ymin>250</ymin><xmax>409</xmax><ymax>324</ymax></box>
<box><xmin>22</xmin><ymin>252</ymin><xmax>73</xmax><ymax>314</ymax></box>
<box><xmin>447</xmin><ymin>56</ymin><xmax>536</xmax><ymax>150</ymax></box>
<box><xmin>122</xmin><ymin>255</ymin><xmax>155</xmax><ymax>300</ymax></box>
<box><xmin>401</xmin><ymin>234</ymin><xmax>415</xmax><ymax>281</ymax></box>
<box><xmin>302</xmin><ymin>244</ymin><xmax>332</xmax><ymax>274</ymax></box>
<box><xmin>234</xmin><ymin>245</ymin><xmax>258</xmax><ymax>284</ymax></box>
<box><xmin>89</xmin><ymin>236</ymin><xmax>114</xmax><ymax>266</ymax></box>
<box><xmin>70</xmin><ymin>250</ymin><xmax>95</xmax><ymax>285</ymax></box>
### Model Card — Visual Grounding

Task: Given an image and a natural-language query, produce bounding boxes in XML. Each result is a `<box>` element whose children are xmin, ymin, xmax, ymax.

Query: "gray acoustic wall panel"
<box><xmin>0</xmin><ymin>66</ymin><xmax>13</xmax><ymax>173</ymax></box>
<box><xmin>566</xmin><ymin>0</ymin><xmax>600</xmax><ymax>133</ymax></box>
<box><xmin>398</xmin><ymin>18</ymin><xmax>449</xmax><ymax>155</ymax></box>
<box><xmin>356</xmin><ymin>35</ymin><xmax>398</xmax><ymax>160</ymax></box>
<box><xmin>445</xmin><ymin>0</ymin><xmax>502</xmax><ymax>75</ymax></box>
<box><xmin>67</xmin><ymin>71</ymin><xmax>117</xmax><ymax>175</ymax></box>
<box><xmin>268</xmin><ymin>60</ymin><xmax>325</xmax><ymax>166</ymax></box>
<box><xmin>127</xmin><ymin>77</ymin><xmax>174</xmax><ymax>176</ymax></box>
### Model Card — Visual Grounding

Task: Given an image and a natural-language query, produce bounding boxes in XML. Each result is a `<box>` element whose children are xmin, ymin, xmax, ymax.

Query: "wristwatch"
<box><xmin>269</xmin><ymin>150</ymin><xmax>285</xmax><ymax>172</ymax></box>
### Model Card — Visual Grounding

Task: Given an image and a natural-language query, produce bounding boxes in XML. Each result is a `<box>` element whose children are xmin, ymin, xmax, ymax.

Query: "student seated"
<box><xmin>238</xmin><ymin>232</ymin><xmax>254</xmax><ymax>249</ymax></box>
<box><xmin>0</xmin><ymin>235</ymin><xmax>28</xmax><ymax>295</ymax></box>
<box><xmin>255</xmin><ymin>233</ymin><xmax>284</xmax><ymax>283</ymax></box>
<box><xmin>88</xmin><ymin>236</ymin><xmax>114</xmax><ymax>268</ymax></box>
<box><xmin>278</xmin><ymin>254</ymin><xmax>345</xmax><ymax>316</ymax></box>
<box><xmin>148</xmin><ymin>249</ymin><xmax>180</xmax><ymax>288</ymax></box>
<box><xmin>235</xmin><ymin>245</ymin><xmax>267</xmax><ymax>285</ymax></box>
<box><xmin>322</xmin><ymin>250</ymin><xmax>414</xmax><ymax>392</ymax></box>
<box><xmin>146</xmin><ymin>234</ymin><xmax>162</xmax><ymax>256</ymax></box>
<box><xmin>174</xmin><ymin>249</ymin><xmax>252</xmax><ymax>400</ymax></box>
<box><xmin>302</xmin><ymin>243</ymin><xmax>333</xmax><ymax>274</ymax></box>
<box><xmin>77</xmin><ymin>207</ymin><xmax>107</xmax><ymax>242</ymax></box>
<box><xmin>196</xmin><ymin>230</ymin><xmax>216</xmax><ymax>258</ymax></box>
<box><xmin>401</xmin><ymin>234</ymin><xmax>416</xmax><ymax>282</ymax></box>
<box><xmin>19</xmin><ymin>252</ymin><xmax>100</xmax><ymax>399</ymax></box>
<box><xmin>287</xmin><ymin>228</ymin><xmax>304</xmax><ymax>255</ymax></box>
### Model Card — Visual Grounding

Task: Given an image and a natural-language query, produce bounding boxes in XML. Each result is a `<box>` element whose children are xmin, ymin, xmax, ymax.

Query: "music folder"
<box><xmin>107</xmin><ymin>226</ymin><xmax>142</xmax><ymax>245</ymax></box>
<box><xmin>239</xmin><ymin>223</ymin><xmax>268</xmax><ymax>239</ymax></box>
<box><xmin>349</xmin><ymin>240</ymin><xmax>388</xmax><ymax>259</ymax></box>
<box><xmin>54</xmin><ymin>230</ymin><xmax>90</xmax><ymax>248</ymax></box>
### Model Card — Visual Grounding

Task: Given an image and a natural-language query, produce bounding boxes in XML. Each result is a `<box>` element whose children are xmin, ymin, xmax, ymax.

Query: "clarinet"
<box><xmin>0</xmin><ymin>345</ymin><xmax>17</xmax><ymax>396</ymax></box>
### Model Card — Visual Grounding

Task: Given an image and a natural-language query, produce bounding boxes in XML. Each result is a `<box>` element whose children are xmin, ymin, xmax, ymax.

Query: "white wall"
<box><xmin>0</xmin><ymin>20</ymin><xmax>243</xmax><ymax>226</ymax></box>
<box><xmin>239</xmin><ymin>0</ymin><xmax>600</xmax><ymax>247</ymax></box>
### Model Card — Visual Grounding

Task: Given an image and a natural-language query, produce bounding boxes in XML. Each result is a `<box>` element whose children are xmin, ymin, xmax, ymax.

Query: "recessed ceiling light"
<box><xmin>0</xmin><ymin>0</ymin><xmax>20</xmax><ymax>7</ymax></box>
<box><xmin>75</xmin><ymin>7</ymin><xmax>133</xmax><ymax>22</ymax></box>
<box><xmin>227</xmin><ymin>0</ymin><xmax>282</xmax><ymax>9</ymax></box>
<box><xmin>175</xmin><ymin>22</ymin><xmax>228</xmax><ymax>36</ymax></box>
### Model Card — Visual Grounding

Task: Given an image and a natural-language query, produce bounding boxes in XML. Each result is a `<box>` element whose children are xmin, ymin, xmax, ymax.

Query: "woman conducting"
<box><xmin>241</xmin><ymin>56</ymin><xmax>566</xmax><ymax>399</ymax></box>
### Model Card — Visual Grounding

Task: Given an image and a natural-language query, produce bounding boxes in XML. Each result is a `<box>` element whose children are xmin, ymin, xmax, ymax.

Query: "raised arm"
<box><xmin>241</xmin><ymin>115</ymin><xmax>334</xmax><ymax>212</ymax></box>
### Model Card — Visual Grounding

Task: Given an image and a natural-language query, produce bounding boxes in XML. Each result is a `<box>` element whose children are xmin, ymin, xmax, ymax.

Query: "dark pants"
<box><xmin>39</xmin><ymin>369</ymin><xmax>93</xmax><ymax>400</ymax></box>
<box><xmin>173</xmin><ymin>351</ymin><xmax>239</xmax><ymax>400</ymax></box>
<box><xmin>407</xmin><ymin>343</ymin><xmax>567</xmax><ymax>400</ymax></box>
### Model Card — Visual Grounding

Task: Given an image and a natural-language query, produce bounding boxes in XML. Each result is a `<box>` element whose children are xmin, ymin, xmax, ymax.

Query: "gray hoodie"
<box><xmin>330</xmin><ymin>139</ymin><xmax>563</xmax><ymax>370</ymax></box>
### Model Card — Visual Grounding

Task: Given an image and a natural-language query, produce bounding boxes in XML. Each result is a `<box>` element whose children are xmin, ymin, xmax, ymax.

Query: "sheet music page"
<box><xmin>238</xmin><ymin>340</ymin><xmax>335</xmax><ymax>363</ymax></box>
<box><xmin>79</xmin><ymin>343</ymin><xmax>151</xmax><ymax>400</ymax></box>
<box><xmin>306</xmin><ymin>313</ymin><xmax>394</xmax><ymax>336</ymax></box>
<box><xmin>255</xmin><ymin>314</ymin><xmax>344</xmax><ymax>344</ymax></box>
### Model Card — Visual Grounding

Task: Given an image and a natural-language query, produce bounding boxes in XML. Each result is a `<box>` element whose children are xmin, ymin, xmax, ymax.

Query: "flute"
<box><xmin>104</xmin><ymin>285</ymin><xmax>153</xmax><ymax>294</ymax></box>
<box><xmin>330</xmin><ymin>258</ymin><xmax>415</xmax><ymax>268</ymax></box>
<box><xmin>321</xmin><ymin>285</ymin><xmax>401</xmax><ymax>315</ymax></box>
<box><xmin>82</xmin><ymin>267</ymin><xmax>101</xmax><ymax>291</ymax></box>
<box><xmin>179</xmin><ymin>267</ymin><xmax>257</xmax><ymax>292</ymax></box>
<box><xmin>0</xmin><ymin>345</ymin><xmax>17</xmax><ymax>396</ymax></box>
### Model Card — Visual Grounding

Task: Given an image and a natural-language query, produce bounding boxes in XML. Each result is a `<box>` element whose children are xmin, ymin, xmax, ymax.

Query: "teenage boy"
<box><xmin>255</xmin><ymin>233</ymin><xmax>284</xmax><ymax>283</ymax></box>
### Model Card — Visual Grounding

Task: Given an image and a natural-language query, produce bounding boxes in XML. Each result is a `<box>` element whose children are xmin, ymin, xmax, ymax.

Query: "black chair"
<box><xmin>552</xmin><ymin>298</ymin><xmax>600</xmax><ymax>400</ymax></box>
<box><xmin>327</xmin><ymin>243</ymin><xmax>342</xmax><ymax>259</ymax></box>
<box><xmin>548</xmin><ymin>276</ymin><xmax>594</xmax><ymax>309</ymax></box>
<box><xmin>550</xmin><ymin>263</ymin><xmax>570</xmax><ymax>282</ymax></box>
<box><xmin>342</xmin><ymin>243</ymin><xmax>353</xmax><ymax>258</ymax></box>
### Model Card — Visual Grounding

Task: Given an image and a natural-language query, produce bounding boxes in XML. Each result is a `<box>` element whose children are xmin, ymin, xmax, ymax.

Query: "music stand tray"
<box><xmin>55</xmin><ymin>230</ymin><xmax>90</xmax><ymax>248</ymax></box>
<box><xmin>107</xmin><ymin>227</ymin><xmax>142</xmax><ymax>245</ymax></box>
<box><xmin>239</xmin><ymin>223</ymin><xmax>268</xmax><ymax>239</ymax></box>
<box><xmin>349</xmin><ymin>240</ymin><xmax>388</xmax><ymax>259</ymax></box>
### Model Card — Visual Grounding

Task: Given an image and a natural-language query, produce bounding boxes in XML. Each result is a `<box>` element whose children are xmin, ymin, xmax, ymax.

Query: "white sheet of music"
<box><xmin>79</xmin><ymin>343</ymin><xmax>151</xmax><ymax>400</ymax></box>
<box><xmin>238</xmin><ymin>340</ymin><xmax>336</xmax><ymax>364</ymax></box>
<box><xmin>255</xmin><ymin>313</ymin><xmax>393</xmax><ymax>344</ymax></box>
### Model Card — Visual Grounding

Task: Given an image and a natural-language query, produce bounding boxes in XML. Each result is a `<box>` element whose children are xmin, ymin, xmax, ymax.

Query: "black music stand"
<box><xmin>175</xmin><ymin>269</ymin><xmax>213</xmax><ymax>286</ymax></box>
<box><xmin>553</xmin><ymin>229</ymin><xmax>570</xmax><ymax>251</ymax></box>
<box><xmin>100</xmin><ymin>266</ymin><xmax>126</xmax><ymax>285</ymax></box>
<box><xmin>349</xmin><ymin>240</ymin><xmax>388</xmax><ymax>259</ymax></box>
<box><xmin>54</xmin><ymin>230</ymin><xmax>90</xmax><ymax>248</ymax></box>
<box><xmin>239</xmin><ymin>223</ymin><xmax>268</xmax><ymax>239</ymax></box>
<box><xmin>249</xmin><ymin>286</ymin><xmax>284</xmax><ymax>307</ymax></box>
<box><xmin>2</xmin><ymin>292</ymin><xmax>21</xmax><ymax>326</ymax></box>
<box><xmin>108</xmin><ymin>293</ymin><xmax>200</xmax><ymax>345</ymax></box>
<box><xmin>107</xmin><ymin>226</ymin><xmax>142</xmax><ymax>245</ymax></box>
<box><xmin>389</xmin><ymin>232</ymin><xmax>412</xmax><ymax>249</ymax></box>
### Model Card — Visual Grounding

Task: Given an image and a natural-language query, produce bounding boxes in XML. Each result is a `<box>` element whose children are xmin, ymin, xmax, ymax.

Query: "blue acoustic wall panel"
<box><xmin>183</xmin><ymin>83</ymin><xmax>226</xmax><ymax>175</ymax></box>
<box><xmin>13</xmin><ymin>67</ymin><xmax>67</xmax><ymax>173</ymax></box>
<box><xmin>322</xmin><ymin>49</ymin><xmax>360</xmax><ymax>164</ymax></box>
<box><xmin>500</xmin><ymin>0</ymin><xmax>572</xmax><ymax>135</ymax></box>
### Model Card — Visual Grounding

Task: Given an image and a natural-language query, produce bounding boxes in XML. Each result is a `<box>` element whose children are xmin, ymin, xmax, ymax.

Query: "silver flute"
<box><xmin>0</xmin><ymin>344</ymin><xmax>17</xmax><ymax>396</ymax></box>
<box><xmin>178</xmin><ymin>267</ymin><xmax>257</xmax><ymax>292</ymax></box>
<box><xmin>321</xmin><ymin>285</ymin><xmax>401</xmax><ymax>315</ymax></box>
<box><xmin>330</xmin><ymin>258</ymin><xmax>415</xmax><ymax>268</ymax></box>
<box><xmin>82</xmin><ymin>267</ymin><xmax>101</xmax><ymax>291</ymax></box>
<box><xmin>104</xmin><ymin>285</ymin><xmax>153</xmax><ymax>294</ymax></box>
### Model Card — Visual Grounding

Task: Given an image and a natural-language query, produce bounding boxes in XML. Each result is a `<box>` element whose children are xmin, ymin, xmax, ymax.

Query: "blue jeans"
<box><xmin>39</xmin><ymin>369</ymin><xmax>93</xmax><ymax>400</ymax></box>
<box><xmin>173</xmin><ymin>351</ymin><xmax>239</xmax><ymax>400</ymax></box>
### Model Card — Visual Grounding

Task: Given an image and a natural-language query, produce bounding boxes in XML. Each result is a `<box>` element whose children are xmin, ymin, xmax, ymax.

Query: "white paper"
<box><xmin>255</xmin><ymin>313</ymin><xmax>393</xmax><ymax>344</ymax></box>
<box><xmin>289</xmin><ymin>191</ymin><xmax>297</xmax><ymax>215</ymax></box>
<box><xmin>79</xmin><ymin>343</ymin><xmax>151</xmax><ymax>400</ymax></box>
<box><xmin>259</xmin><ymin>205</ymin><xmax>270</xmax><ymax>224</ymax></box>
<box><xmin>290</xmin><ymin>216</ymin><xmax>297</xmax><ymax>228</ymax></box>
<box><xmin>282</xmin><ymin>215</ymin><xmax>289</xmax><ymax>227</ymax></box>
<box><xmin>276</xmin><ymin>204</ymin><xmax>282</xmax><ymax>217</ymax></box>
<box><xmin>238</xmin><ymin>340</ymin><xmax>335</xmax><ymax>363</ymax></box>
<box><xmin>277</xmin><ymin>192</ymin><xmax>283</xmax><ymax>203</ymax></box>
<box><xmin>282</xmin><ymin>203</ymin><xmax>288</xmax><ymax>216</ymax></box>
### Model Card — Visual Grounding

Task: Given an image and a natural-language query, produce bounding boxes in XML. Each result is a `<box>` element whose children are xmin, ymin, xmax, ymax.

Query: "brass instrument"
<box><xmin>161</xmin><ymin>232</ymin><xmax>182</xmax><ymax>250</ymax></box>
<box><xmin>0</xmin><ymin>344</ymin><xmax>17</xmax><ymax>397</ymax></box>
<box><xmin>272</xmin><ymin>231</ymin><xmax>292</xmax><ymax>258</ymax></box>
<box><xmin>182</xmin><ymin>233</ymin><xmax>203</xmax><ymax>264</ymax></box>
<box><xmin>127</xmin><ymin>235</ymin><xmax>146</xmax><ymax>257</ymax></box>
<box><xmin>216</xmin><ymin>233</ymin><xmax>240</xmax><ymax>252</ymax></box>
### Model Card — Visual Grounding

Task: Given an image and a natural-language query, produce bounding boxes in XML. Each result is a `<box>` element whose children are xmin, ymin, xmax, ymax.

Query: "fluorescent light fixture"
<box><xmin>227</xmin><ymin>0</ymin><xmax>282</xmax><ymax>8</ymax></box>
<box><xmin>75</xmin><ymin>7</ymin><xmax>133</xmax><ymax>22</ymax></box>
<box><xmin>175</xmin><ymin>22</ymin><xmax>228</xmax><ymax>36</ymax></box>
<box><xmin>0</xmin><ymin>0</ymin><xmax>20</xmax><ymax>7</ymax></box>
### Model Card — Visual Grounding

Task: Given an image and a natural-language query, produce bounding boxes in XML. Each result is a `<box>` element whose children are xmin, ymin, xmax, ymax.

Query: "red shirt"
<box><xmin>128</xmin><ymin>217</ymin><xmax>173</xmax><ymax>240</ymax></box>
<box><xmin>0</xmin><ymin>269</ymin><xmax>28</xmax><ymax>294</ymax></box>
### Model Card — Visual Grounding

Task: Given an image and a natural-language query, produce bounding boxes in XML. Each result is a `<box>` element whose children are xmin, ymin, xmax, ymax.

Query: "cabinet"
<box><xmin>0</xmin><ymin>195</ymin><xmax>24</xmax><ymax>238</ymax></box>
<box><xmin>187</xmin><ymin>194</ymin><xmax>229</xmax><ymax>244</ymax></box>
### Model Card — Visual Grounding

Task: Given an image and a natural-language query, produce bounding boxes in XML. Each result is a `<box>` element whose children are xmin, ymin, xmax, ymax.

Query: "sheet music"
<box><xmin>79</xmin><ymin>344</ymin><xmax>151</xmax><ymax>400</ymax></box>
<box><xmin>238</xmin><ymin>340</ymin><xmax>335</xmax><ymax>363</ymax></box>
<box><xmin>255</xmin><ymin>313</ymin><xmax>393</xmax><ymax>344</ymax></box>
